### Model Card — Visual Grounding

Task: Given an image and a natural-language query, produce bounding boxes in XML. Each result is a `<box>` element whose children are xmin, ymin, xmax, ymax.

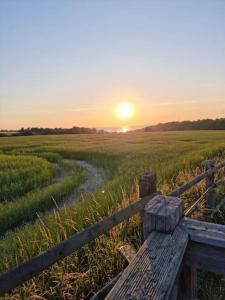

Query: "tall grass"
<box><xmin>0</xmin><ymin>163</ymin><xmax>87</xmax><ymax>236</ymax></box>
<box><xmin>0</xmin><ymin>154</ymin><xmax>54</xmax><ymax>201</ymax></box>
<box><xmin>0</xmin><ymin>131</ymin><xmax>224</xmax><ymax>299</ymax></box>
<box><xmin>5</xmin><ymin>149</ymin><xmax>62</xmax><ymax>163</ymax></box>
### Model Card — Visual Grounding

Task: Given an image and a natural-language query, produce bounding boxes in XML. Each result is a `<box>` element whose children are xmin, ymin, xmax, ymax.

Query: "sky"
<box><xmin>0</xmin><ymin>0</ymin><xmax>225</xmax><ymax>130</ymax></box>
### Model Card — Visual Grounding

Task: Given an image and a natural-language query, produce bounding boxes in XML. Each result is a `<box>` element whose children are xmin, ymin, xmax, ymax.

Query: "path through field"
<box><xmin>54</xmin><ymin>159</ymin><xmax>105</xmax><ymax>207</ymax></box>
<box><xmin>1</xmin><ymin>159</ymin><xmax>105</xmax><ymax>237</ymax></box>
<box><xmin>72</xmin><ymin>159</ymin><xmax>105</xmax><ymax>200</ymax></box>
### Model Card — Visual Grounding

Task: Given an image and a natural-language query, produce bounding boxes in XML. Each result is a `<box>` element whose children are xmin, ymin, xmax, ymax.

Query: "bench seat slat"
<box><xmin>106</xmin><ymin>225</ymin><xmax>188</xmax><ymax>300</ymax></box>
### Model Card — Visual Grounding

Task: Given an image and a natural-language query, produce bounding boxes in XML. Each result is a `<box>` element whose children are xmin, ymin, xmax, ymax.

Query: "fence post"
<box><xmin>139</xmin><ymin>172</ymin><xmax>157</xmax><ymax>198</ymax></box>
<box><xmin>142</xmin><ymin>194</ymin><xmax>183</xmax><ymax>238</ymax></box>
<box><xmin>202</xmin><ymin>160</ymin><xmax>216</xmax><ymax>208</ymax></box>
<box><xmin>139</xmin><ymin>172</ymin><xmax>157</xmax><ymax>239</ymax></box>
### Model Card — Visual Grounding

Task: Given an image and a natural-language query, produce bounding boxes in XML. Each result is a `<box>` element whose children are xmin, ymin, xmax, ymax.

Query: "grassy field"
<box><xmin>0</xmin><ymin>131</ymin><xmax>224</xmax><ymax>299</ymax></box>
<box><xmin>0</xmin><ymin>161</ymin><xmax>87</xmax><ymax>236</ymax></box>
<box><xmin>0</xmin><ymin>154</ymin><xmax>54</xmax><ymax>201</ymax></box>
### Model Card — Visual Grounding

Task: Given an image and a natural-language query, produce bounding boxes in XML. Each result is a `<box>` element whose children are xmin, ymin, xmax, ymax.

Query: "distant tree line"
<box><xmin>0</xmin><ymin>126</ymin><xmax>106</xmax><ymax>137</ymax></box>
<box><xmin>140</xmin><ymin>118</ymin><xmax>225</xmax><ymax>132</ymax></box>
<box><xmin>1</xmin><ymin>118</ymin><xmax>224</xmax><ymax>137</ymax></box>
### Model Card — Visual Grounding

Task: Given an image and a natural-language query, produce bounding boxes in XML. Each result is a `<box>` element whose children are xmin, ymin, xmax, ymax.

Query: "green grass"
<box><xmin>0</xmin><ymin>154</ymin><xmax>54</xmax><ymax>201</ymax></box>
<box><xmin>5</xmin><ymin>149</ymin><xmax>62</xmax><ymax>163</ymax></box>
<box><xmin>0</xmin><ymin>131</ymin><xmax>224</xmax><ymax>299</ymax></box>
<box><xmin>0</xmin><ymin>163</ymin><xmax>87</xmax><ymax>236</ymax></box>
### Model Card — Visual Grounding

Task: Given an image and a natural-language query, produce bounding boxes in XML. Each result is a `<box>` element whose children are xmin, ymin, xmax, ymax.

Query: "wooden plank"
<box><xmin>181</xmin><ymin>218</ymin><xmax>225</xmax><ymax>248</ymax></box>
<box><xmin>106</xmin><ymin>225</ymin><xmax>189</xmax><ymax>300</ymax></box>
<box><xmin>0</xmin><ymin>192</ymin><xmax>158</xmax><ymax>296</ymax></box>
<box><xmin>184</xmin><ymin>241</ymin><xmax>225</xmax><ymax>276</ymax></box>
<box><xmin>185</xmin><ymin>227</ymin><xmax>225</xmax><ymax>248</ymax></box>
<box><xmin>169</xmin><ymin>161</ymin><xmax>225</xmax><ymax>197</ymax></box>
<box><xmin>182</xmin><ymin>218</ymin><xmax>225</xmax><ymax>276</ymax></box>
<box><xmin>182</xmin><ymin>217</ymin><xmax>225</xmax><ymax>233</ymax></box>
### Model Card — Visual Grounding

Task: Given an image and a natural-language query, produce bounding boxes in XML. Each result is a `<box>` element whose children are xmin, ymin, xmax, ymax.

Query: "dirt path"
<box><xmin>55</xmin><ymin>159</ymin><xmax>105</xmax><ymax>207</ymax></box>
<box><xmin>75</xmin><ymin>160</ymin><xmax>105</xmax><ymax>197</ymax></box>
<box><xmin>1</xmin><ymin>160</ymin><xmax>105</xmax><ymax>238</ymax></box>
<box><xmin>52</xmin><ymin>159</ymin><xmax>77</xmax><ymax>183</ymax></box>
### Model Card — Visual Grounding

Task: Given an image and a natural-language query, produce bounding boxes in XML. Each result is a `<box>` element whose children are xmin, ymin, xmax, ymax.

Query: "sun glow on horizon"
<box><xmin>120</xmin><ymin>125</ymin><xmax>129</xmax><ymax>133</ymax></box>
<box><xmin>115</xmin><ymin>102</ymin><xmax>135</xmax><ymax>120</ymax></box>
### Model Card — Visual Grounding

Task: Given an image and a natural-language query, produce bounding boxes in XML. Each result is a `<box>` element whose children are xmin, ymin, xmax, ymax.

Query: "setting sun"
<box><xmin>115</xmin><ymin>102</ymin><xmax>135</xmax><ymax>120</ymax></box>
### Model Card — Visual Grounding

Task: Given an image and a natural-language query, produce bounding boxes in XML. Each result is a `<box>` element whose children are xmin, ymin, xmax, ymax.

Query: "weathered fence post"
<box><xmin>139</xmin><ymin>172</ymin><xmax>157</xmax><ymax>239</ymax></box>
<box><xmin>139</xmin><ymin>172</ymin><xmax>157</xmax><ymax>198</ymax></box>
<box><xmin>202</xmin><ymin>160</ymin><xmax>216</xmax><ymax>208</ymax></box>
<box><xmin>142</xmin><ymin>194</ymin><xmax>183</xmax><ymax>238</ymax></box>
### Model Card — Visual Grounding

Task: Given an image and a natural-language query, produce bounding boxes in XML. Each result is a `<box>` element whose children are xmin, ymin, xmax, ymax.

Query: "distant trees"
<box><xmin>1</xmin><ymin>118</ymin><xmax>225</xmax><ymax>137</ymax></box>
<box><xmin>142</xmin><ymin>118</ymin><xmax>225</xmax><ymax>132</ymax></box>
<box><xmin>0</xmin><ymin>127</ymin><xmax>106</xmax><ymax>137</ymax></box>
<box><xmin>17</xmin><ymin>126</ymin><xmax>105</xmax><ymax>136</ymax></box>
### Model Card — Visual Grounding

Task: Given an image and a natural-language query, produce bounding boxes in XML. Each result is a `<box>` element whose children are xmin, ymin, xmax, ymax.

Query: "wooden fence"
<box><xmin>0</xmin><ymin>159</ymin><xmax>224</xmax><ymax>299</ymax></box>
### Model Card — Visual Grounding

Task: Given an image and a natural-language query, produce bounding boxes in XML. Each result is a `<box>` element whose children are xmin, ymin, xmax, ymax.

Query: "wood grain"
<box><xmin>106</xmin><ymin>225</ymin><xmax>188</xmax><ymax>300</ymax></box>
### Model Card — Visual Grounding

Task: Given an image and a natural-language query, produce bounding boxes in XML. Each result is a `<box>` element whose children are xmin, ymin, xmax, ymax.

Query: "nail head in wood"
<box><xmin>143</xmin><ymin>195</ymin><xmax>183</xmax><ymax>238</ymax></box>
<box><xmin>139</xmin><ymin>172</ymin><xmax>156</xmax><ymax>198</ymax></box>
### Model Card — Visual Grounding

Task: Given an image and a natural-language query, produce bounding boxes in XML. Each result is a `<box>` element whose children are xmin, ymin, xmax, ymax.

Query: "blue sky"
<box><xmin>0</xmin><ymin>0</ymin><xmax>225</xmax><ymax>129</ymax></box>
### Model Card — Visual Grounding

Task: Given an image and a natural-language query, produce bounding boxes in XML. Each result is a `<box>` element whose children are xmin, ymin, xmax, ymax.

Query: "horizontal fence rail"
<box><xmin>0</xmin><ymin>192</ymin><xmax>158</xmax><ymax>295</ymax></box>
<box><xmin>184</xmin><ymin>178</ymin><xmax>225</xmax><ymax>217</ymax></box>
<box><xmin>169</xmin><ymin>161</ymin><xmax>225</xmax><ymax>197</ymax></box>
<box><xmin>0</xmin><ymin>160</ymin><xmax>224</xmax><ymax>296</ymax></box>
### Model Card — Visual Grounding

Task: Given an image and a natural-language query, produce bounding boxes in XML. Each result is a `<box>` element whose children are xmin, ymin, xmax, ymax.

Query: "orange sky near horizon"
<box><xmin>1</xmin><ymin>96</ymin><xmax>224</xmax><ymax>130</ymax></box>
